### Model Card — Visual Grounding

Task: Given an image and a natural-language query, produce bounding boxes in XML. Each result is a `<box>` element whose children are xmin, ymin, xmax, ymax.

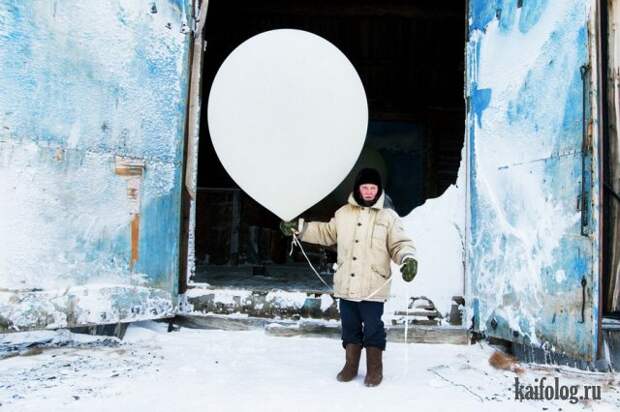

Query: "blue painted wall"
<box><xmin>0</xmin><ymin>1</ymin><xmax>192</xmax><ymax>330</ymax></box>
<box><xmin>466</xmin><ymin>0</ymin><xmax>599</xmax><ymax>360</ymax></box>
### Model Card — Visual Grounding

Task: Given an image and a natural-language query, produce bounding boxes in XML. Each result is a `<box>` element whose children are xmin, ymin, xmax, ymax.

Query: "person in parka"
<box><xmin>280</xmin><ymin>168</ymin><xmax>418</xmax><ymax>387</ymax></box>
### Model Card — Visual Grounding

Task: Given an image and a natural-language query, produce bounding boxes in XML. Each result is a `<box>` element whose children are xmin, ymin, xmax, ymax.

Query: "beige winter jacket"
<box><xmin>299</xmin><ymin>192</ymin><xmax>416</xmax><ymax>302</ymax></box>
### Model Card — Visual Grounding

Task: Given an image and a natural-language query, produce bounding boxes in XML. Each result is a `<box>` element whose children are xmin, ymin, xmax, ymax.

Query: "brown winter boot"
<box><xmin>364</xmin><ymin>346</ymin><xmax>383</xmax><ymax>387</ymax></box>
<box><xmin>336</xmin><ymin>344</ymin><xmax>362</xmax><ymax>382</ymax></box>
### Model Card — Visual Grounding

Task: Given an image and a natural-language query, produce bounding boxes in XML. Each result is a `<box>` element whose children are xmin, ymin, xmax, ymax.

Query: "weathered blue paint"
<box><xmin>498</xmin><ymin>0</ymin><xmax>518</xmax><ymax>33</ymax></box>
<box><xmin>135</xmin><ymin>170</ymin><xmax>184</xmax><ymax>289</ymax></box>
<box><xmin>466</xmin><ymin>0</ymin><xmax>599</xmax><ymax>360</ymax></box>
<box><xmin>471</xmin><ymin>0</ymin><xmax>550</xmax><ymax>34</ymax></box>
<box><xmin>519</xmin><ymin>0</ymin><xmax>550</xmax><ymax>33</ymax></box>
<box><xmin>470</xmin><ymin>83</ymin><xmax>492</xmax><ymax>128</ymax></box>
<box><xmin>0</xmin><ymin>1</ymin><xmax>193</xmax><ymax>330</ymax></box>
<box><xmin>470</xmin><ymin>0</ymin><xmax>499</xmax><ymax>33</ymax></box>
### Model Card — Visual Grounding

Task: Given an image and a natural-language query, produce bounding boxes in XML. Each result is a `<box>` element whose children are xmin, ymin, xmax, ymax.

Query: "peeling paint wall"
<box><xmin>0</xmin><ymin>1</ymin><xmax>193</xmax><ymax>331</ymax></box>
<box><xmin>465</xmin><ymin>0</ymin><xmax>600</xmax><ymax>360</ymax></box>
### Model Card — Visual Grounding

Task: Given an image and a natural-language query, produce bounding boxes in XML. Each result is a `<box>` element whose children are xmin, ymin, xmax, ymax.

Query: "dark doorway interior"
<box><xmin>193</xmin><ymin>0</ymin><xmax>466</xmax><ymax>291</ymax></box>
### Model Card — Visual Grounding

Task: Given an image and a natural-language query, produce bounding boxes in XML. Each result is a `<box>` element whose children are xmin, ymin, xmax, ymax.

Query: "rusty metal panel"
<box><xmin>466</xmin><ymin>0</ymin><xmax>600</xmax><ymax>361</ymax></box>
<box><xmin>0</xmin><ymin>1</ymin><xmax>193</xmax><ymax>331</ymax></box>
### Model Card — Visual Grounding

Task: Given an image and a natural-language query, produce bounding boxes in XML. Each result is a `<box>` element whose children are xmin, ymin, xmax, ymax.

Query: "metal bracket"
<box><xmin>580</xmin><ymin>64</ymin><xmax>592</xmax><ymax>236</ymax></box>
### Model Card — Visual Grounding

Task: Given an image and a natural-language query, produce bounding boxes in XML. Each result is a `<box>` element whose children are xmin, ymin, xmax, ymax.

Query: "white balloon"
<box><xmin>207</xmin><ymin>29</ymin><xmax>368</xmax><ymax>222</ymax></box>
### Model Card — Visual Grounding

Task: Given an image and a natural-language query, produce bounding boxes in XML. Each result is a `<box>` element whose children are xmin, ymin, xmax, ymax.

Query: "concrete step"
<box><xmin>186</xmin><ymin>286</ymin><xmax>464</xmax><ymax>327</ymax></box>
<box><xmin>186</xmin><ymin>286</ymin><xmax>341</xmax><ymax>320</ymax></box>
<box><xmin>175</xmin><ymin>314</ymin><xmax>470</xmax><ymax>345</ymax></box>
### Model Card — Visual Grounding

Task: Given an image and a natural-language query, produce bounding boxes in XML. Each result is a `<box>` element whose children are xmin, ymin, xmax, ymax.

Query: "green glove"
<box><xmin>400</xmin><ymin>257</ymin><xmax>418</xmax><ymax>282</ymax></box>
<box><xmin>279</xmin><ymin>220</ymin><xmax>299</xmax><ymax>237</ymax></box>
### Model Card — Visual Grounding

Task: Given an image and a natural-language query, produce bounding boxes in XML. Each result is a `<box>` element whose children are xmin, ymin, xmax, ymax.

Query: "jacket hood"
<box><xmin>352</xmin><ymin>168</ymin><xmax>383</xmax><ymax>207</ymax></box>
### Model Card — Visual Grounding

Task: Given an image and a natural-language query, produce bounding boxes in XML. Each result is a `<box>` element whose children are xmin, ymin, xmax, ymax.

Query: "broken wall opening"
<box><xmin>193</xmin><ymin>0</ymin><xmax>466</xmax><ymax>292</ymax></box>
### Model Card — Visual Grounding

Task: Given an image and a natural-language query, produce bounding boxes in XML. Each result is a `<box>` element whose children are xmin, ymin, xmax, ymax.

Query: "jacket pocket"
<box><xmin>370</xmin><ymin>264</ymin><xmax>390</xmax><ymax>279</ymax></box>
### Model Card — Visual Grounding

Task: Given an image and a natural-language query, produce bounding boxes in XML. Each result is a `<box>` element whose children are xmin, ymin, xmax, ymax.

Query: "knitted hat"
<box><xmin>353</xmin><ymin>168</ymin><xmax>383</xmax><ymax>206</ymax></box>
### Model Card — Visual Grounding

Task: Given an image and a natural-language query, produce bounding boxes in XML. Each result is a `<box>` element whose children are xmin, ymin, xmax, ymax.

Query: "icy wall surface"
<box><xmin>465</xmin><ymin>0</ymin><xmax>599</xmax><ymax>360</ymax></box>
<box><xmin>385</xmin><ymin>157</ymin><xmax>466</xmax><ymax>323</ymax></box>
<box><xmin>0</xmin><ymin>1</ymin><xmax>192</xmax><ymax>330</ymax></box>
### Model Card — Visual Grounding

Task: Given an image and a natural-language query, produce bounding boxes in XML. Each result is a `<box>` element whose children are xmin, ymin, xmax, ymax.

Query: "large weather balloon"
<box><xmin>207</xmin><ymin>29</ymin><xmax>368</xmax><ymax>221</ymax></box>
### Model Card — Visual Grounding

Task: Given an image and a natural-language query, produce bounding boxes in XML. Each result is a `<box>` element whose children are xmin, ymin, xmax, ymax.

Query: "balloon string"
<box><xmin>291</xmin><ymin>233</ymin><xmax>332</xmax><ymax>289</ymax></box>
<box><xmin>404</xmin><ymin>280</ymin><xmax>410</xmax><ymax>376</ymax></box>
<box><xmin>290</xmin><ymin>232</ymin><xmax>392</xmax><ymax>300</ymax></box>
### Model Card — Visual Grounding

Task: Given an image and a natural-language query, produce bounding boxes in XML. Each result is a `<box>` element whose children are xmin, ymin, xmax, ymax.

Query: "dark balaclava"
<box><xmin>353</xmin><ymin>168</ymin><xmax>383</xmax><ymax>207</ymax></box>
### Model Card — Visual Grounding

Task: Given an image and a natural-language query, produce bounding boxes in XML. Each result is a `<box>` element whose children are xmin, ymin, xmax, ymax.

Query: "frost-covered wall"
<box><xmin>0</xmin><ymin>1</ymin><xmax>192</xmax><ymax>331</ymax></box>
<box><xmin>465</xmin><ymin>0</ymin><xmax>599</xmax><ymax>360</ymax></box>
<box><xmin>385</xmin><ymin>160</ymin><xmax>466</xmax><ymax>323</ymax></box>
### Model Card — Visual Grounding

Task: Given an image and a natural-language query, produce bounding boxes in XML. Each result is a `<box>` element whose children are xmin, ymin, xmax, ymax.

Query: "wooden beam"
<box><xmin>179</xmin><ymin>0</ymin><xmax>210</xmax><ymax>294</ymax></box>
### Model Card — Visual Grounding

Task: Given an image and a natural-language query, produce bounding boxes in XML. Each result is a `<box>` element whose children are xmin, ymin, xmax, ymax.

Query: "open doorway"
<box><xmin>193</xmin><ymin>0</ymin><xmax>466</xmax><ymax>292</ymax></box>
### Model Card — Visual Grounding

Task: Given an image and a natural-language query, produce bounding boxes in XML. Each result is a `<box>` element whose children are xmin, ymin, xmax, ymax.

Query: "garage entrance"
<box><xmin>193</xmin><ymin>0</ymin><xmax>466</xmax><ymax>292</ymax></box>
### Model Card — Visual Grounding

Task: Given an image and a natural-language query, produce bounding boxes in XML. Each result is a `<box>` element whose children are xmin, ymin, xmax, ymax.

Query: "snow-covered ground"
<box><xmin>0</xmin><ymin>321</ymin><xmax>618</xmax><ymax>412</ymax></box>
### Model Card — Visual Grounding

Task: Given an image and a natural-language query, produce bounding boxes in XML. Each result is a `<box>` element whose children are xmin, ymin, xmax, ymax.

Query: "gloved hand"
<box><xmin>279</xmin><ymin>220</ymin><xmax>299</xmax><ymax>237</ymax></box>
<box><xmin>400</xmin><ymin>257</ymin><xmax>418</xmax><ymax>282</ymax></box>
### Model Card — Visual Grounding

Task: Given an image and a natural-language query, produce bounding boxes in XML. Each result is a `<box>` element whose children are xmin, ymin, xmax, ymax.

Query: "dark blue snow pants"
<box><xmin>338</xmin><ymin>298</ymin><xmax>386</xmax><ymax>351</ymax></box>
